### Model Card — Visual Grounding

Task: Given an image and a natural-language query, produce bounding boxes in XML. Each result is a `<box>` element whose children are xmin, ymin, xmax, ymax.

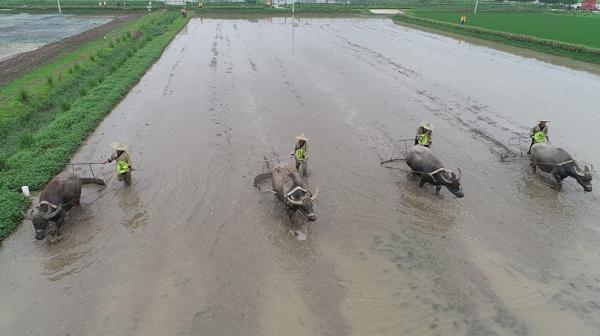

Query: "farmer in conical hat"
<box><xmin>415</xmin><ymin>121</ymin><xmax>433</xmax><ymax>148</ymax></box>
<box><xmin>291</xmin><ymin>133</ymin><xmax>309</xmax><ymax>176</ymax></box>
<box><xmin>528</xmin><ymin>120</ymin><xmax>549</xmax><ymax>154</ymax></box>
<box><xmin>103</xmin><ymin>142</ymin><xmax>132</xmax><ymax>185</ymax></box>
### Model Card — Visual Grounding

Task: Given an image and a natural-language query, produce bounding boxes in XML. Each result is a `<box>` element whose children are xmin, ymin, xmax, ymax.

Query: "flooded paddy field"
<box><xmin>1</xmin><ymin>16</ymin><xmax>600</xmax><ymax>336</ymax></box>
<box><xmin>0</xmin><ymin>13</ymin><xmax>112</xmax><ymax>61</ymax></box>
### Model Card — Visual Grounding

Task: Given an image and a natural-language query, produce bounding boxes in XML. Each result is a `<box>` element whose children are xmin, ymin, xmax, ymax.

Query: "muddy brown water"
<box><xmin>1</xmin><ymin>17</ymin><xmax>600</xmax><ymax>336</ymax></box>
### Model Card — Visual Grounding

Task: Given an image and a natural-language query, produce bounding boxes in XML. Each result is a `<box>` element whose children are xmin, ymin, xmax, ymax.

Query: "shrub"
<box><xmin>18</xmin><ymin>132</ymin><xmax>34</xmax><ymax>149</ymax></box>
<box><xmin>0</xmin><ymin>156</ymin><xmax>7</xmax><ymax>172</ymax></box>
<box><xmin>18</xmin><ymin>88</ymin><xmax>30</xmax><ymax>103</ymax></box>
<box><xmin>46</xmin><ymin>76</ymin><xmax>54</xmax><ymax>86</ymax></box>
<box><xmin>60</xmin><ymin>101</ymin><xmax>71</xmax><ymax>111</ymax></box>
<box><xmin>90</xmin><ymin>54</ymin><xmax>96</xmax><ymax>62</ymax></box>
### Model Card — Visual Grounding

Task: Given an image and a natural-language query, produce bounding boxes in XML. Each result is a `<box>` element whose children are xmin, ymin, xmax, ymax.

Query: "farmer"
<box><xmin>103</xmin><ymin>142</ymin><xmax>132</xmax><ymax>185</ymax></box>
<box><xmin>460</xmin><ymin>16</ymin><xmax>466</xmax><ymax>25</ymax></box>
<box><xmin>415</xmin><ymin>121</ymin><xmax>433</xmax><ymax>148</ymax></box>
<box><xmin>528</xmin><ymin>120</ymin><xmax>549</xmax><ymax>154</ymax></box>
<box><xmin>291</xmin><ymin>133</ymin><xmax>309</xmax><ymax>176</ymax></box>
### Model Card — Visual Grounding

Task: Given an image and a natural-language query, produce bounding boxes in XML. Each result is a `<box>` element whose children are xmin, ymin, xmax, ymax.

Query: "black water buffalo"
<box><xmin>406</xmin><ymin>145</ymin><xmax>464</xmax><ymax>198</ymax></box>
<box><xmin>272</xmin><ymin>162</ymin><xmax>318</xmax><ymax>221</ymax></box>
<box><xmin>29</xmin><ymin>172</ymin><xmax>104</xmax><ymax>240</ymax></box>
<box><xmin>531</xmin><ymin>142</ymin><xmax>592</xmax><ymax>192</ymax></box>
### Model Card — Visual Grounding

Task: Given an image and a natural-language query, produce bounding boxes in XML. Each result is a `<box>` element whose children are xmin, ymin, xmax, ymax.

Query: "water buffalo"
<box><xmin>531</xmin><ymin>142</ymin><xmax>592</xmax><ymax>192</ymax></box>
<box><xmin>406</xmin><ymin>145</ymin><xmax>464</xmax><ymax>198</ymax></box>
<box><xmin>272</xmin><ymin>161</ymin><xmax>318</xmax><ymax>221</ymax></box>
<box><xmin>29</xmin><ymin>172</ymin><xmax>104</xmax><ymax>240</ymax></box>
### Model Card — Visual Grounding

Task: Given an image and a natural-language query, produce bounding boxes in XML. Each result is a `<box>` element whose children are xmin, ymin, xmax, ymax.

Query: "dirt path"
<box><xmin>1</xmin><ymin>17</ymin><xmax>599</xmax><ymax>336</ymax></box>
<box><xmin>0</xmin><ymin>14</ymin><xmax>135</xmax><ymax>86</ymax></box>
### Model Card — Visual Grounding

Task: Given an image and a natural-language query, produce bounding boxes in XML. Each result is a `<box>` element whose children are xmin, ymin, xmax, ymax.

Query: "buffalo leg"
<box><xmin>551</xmin><ymin>168</ymin><xmax>564</xmax><ymax>189</ymax></box>
<box><xmin>419</xmin><ymin>175</ymin><xmax>427</xmax><ymax>187</ymax></box>
<box><xmin>435</xmin><ymin>186</ymin><xmax>442</xmax><ymax>195</ymax></box>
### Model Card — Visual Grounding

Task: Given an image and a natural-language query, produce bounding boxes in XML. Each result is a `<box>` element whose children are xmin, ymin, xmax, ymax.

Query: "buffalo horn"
<box><xmin>457</xmin><ymin>167</ymin><xmax>462</xmax><ymax>179</ymax></box>
<box><xmin>43</xmin><ymin>204</ymin><xmax>62</xmax><ymax>220</ymax></box>
<box><xmin>439</xmin><ymin>170</ymin><xmax>453</xmax><ymax>184</ymax></box>
<box><xmin>310</xmin><ymin>187</ymin><xmax>319</xmax><ymax>201</ymax></box>
<box><xmin>574</xmin><ymin>166</ymin><xmax>585</xmax><ymax>177</ymax></box>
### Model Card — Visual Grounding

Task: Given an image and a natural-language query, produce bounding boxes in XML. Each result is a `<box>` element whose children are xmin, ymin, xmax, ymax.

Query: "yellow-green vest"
<box><xmin>117</xmin><ymin>160</ymin><xmax>129</xmax><ymax>174</ymax></box>
<box><xmin>533</xmin><ymin>131</ymin><xmax>546</xmax><ymax>143</ymax></box>
<box><xmin>295</xmin><ymin>148</ymin><xmax>306</xmax><ymax>161</ymax></box>
<box><xmin>417</xmin><ymin>133</ymin><xmax>429</xmax><ymax>146</ymax></box>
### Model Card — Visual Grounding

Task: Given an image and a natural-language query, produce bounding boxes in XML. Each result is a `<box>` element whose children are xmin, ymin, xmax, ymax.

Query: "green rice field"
<box><xmin>411</xmin><ymin>11</ymin><xmax>600</xmax><ymax>49</ymax></box>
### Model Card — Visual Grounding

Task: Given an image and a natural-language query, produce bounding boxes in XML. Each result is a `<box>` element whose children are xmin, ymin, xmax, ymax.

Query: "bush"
<box><xmin>60</xmin><ymin>101</ymin><xmax>71</xmax><ymax>111</ymax></box>
<box><xmin>18</xmin><ymin>132</ymin><xmax>34</xmax><ymax>149</ymax></box>
<box><xmin>46</xmin><ymin>76</ymin><xmax>54</xmax><ymax>86</ymax></box>
<box><xmin>18</xmin><ymin>88</ymin><xmax>30</xmax><ymax>103</ymax></box>
<box><xmin>90</xmin><ymin>54</ymin><xmax>96</xmax><ymax>62</ymax></box>
<box><xmin>0</xmin><ymin>156</ymin><xmax>7</xmax><ymax>172</ymax></box>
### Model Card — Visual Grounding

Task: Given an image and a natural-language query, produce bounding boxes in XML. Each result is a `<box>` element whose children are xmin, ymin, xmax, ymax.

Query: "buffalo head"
<box><xmin>30</xmin><ymin>204</ymin><xmax>63</xmax><ymax>240</ymax></box>
<box><xmin>285</xmin><ymin>186</ymin><xmax>318</xmax><ymax>221</ymax></box>
<box><xmin>573</xmin><ymin>165</ymin><xmax>593</xmax><ymax>192</ymax></box>
<box><xmin>439</xmin><ymin>169</ymin><xmax>464</xmax><ymax>198</ymax></box>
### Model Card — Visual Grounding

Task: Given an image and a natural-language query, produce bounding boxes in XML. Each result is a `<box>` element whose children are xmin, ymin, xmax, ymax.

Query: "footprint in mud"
<box><xmin>290</xmin><ymin>229</ymin><xmax>307</xmax><ymax>241</ymax></box>
<box><xmin>122</xmin><ymin>210</ymin><xmax>149</xmax><ymax>229</ymax></box>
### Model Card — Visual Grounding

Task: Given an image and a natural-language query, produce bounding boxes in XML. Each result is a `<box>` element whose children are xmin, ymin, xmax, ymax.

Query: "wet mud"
<box><xmin>1</xmin><ymin>17</ymin><xmax>600</xmax><ymax>336</ymax></box>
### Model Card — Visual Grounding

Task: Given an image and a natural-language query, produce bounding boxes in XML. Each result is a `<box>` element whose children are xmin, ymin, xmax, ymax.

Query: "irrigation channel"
<box><xmin>1</xmin><ymin>16</ymin><xmax>600</xmax><ymax>336</ymax></box>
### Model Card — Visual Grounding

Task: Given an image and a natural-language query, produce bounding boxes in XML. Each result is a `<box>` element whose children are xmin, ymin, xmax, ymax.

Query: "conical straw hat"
<box><xmin>420</xmin><ymin>121</ymin><xmax>433</xmax><ymax>131</ymax></box>
<box><xmin>111</xmin><ymin>142</ymin><xmax>128</xmax><ymax>151</ymax></box>
<box><xmin>294</xmin><ymin>133</ymin><xmax>309</xmax><ymax>141</ymax></box>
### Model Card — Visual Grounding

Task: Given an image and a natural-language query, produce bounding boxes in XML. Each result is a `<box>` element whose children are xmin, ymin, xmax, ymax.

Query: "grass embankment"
<box><xmin>0</xmin><ymin>11</ymin><xmax>190</xmax><ymax>241</ymax></box>
<box><xmin>395</xmin><ymin>11</ymin><xmax>600</xmax><ymax>64</ymax></box>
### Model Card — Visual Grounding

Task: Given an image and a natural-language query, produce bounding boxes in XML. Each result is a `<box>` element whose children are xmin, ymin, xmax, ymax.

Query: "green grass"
<box><xmin>411</xmin><ymin>11</ymin><xmax>600</xmax><ymax>49</ymax></box>
<box><xmin>0</xmin><ymin>11</ymin><xmax>190</xmax><ymax>241</ymax></box>
<box><xmin>395</xmin><ymin>12</ymin><xmax>600</xmax><ymax>64</ymax></box>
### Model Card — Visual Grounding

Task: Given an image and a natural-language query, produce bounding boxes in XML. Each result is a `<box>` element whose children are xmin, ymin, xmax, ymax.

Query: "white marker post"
<box><xmin>57</xmin><ymin>0</ymin><xmax>62</xmax><ymax>14</ymax></box>
<box><xmin>474</xmin><ymin>0</ymin><xmax>479</xmax><ymax>14</ymax></box>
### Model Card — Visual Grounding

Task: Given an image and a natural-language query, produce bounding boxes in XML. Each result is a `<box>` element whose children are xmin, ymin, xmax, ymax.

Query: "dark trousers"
<box><xmin>117</xmin><ymin>170</ymin><xmax>132</xmax><ymax>185</ymax></box>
